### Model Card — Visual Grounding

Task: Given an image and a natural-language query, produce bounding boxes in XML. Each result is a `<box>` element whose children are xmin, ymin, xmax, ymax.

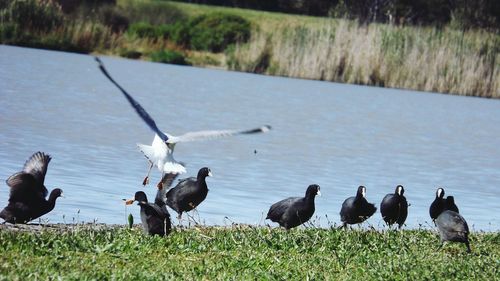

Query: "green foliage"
<box><xmin>0</xmin><ymin>29</ymin><xmax>90</xmax><ymax>53</ymax></box>
<box><xmin>188</xmin><ymin>13</ymin><xmax>251</xmax><ymax>52</ymax></box>
<box><xmin>150</xmin><ymin>49</ymin><xmax>189</xmax><ymax>65</ymax></box>
<box><xmin>171</xmin><ymin>0</ymin><xmax>499</xmax><ymax>30</ymax></box>
<box><xmin>1</xmin><ymin>0</ymin><xmax>64</xmax><ymax>32</ymax></box>
<box><xmin>127</xmin><ymin>22</ymin><xmax>173</xmax><ymax>39</ymax></box>
<box><xmin>0</xmin><ymin>23</ymin><xmax>18</xmax><ymax>41</ymax></box>
<box><xmin>0</xmin><ymin>226</ymin><xmax>498</xmax><ymax>279</ymax></box>
<box><xmin>128</xmin><ymin>214</ymin><xmax>134</xmax><ymax>228</ymax></box>
<box><xmin>169</xmin><ymin>22</ymin><xmax>191</xmax><ymax>47</ymax></box>
<box><xmin>127</xmin><ymin>22</ymin><xmax>158</xmax><ymax>38</ymax></box>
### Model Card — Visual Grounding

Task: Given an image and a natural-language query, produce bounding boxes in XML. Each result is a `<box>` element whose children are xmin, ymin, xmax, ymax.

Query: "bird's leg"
<box><xmin>177</xmin><ymin>213</ymin><xmax>183</xmax><ymax>226</ymax></box>
<box><xmin>143</xmin><ymin>162</ymin><xmax>154</xmax><ymax>186</ymax></box>
<box><xmin>156</xmin><ymin>172</ymin><xmax>164</xmax><ymax>189</ymax></box>
<box><xmin>437</xmin><ymin>241</ymin><xmax>444</xmax><ymax>252</ymax></box>
<box><xmin>190</xmin><ymin>209</ymin><xmax>201</xmax><ymax>226</ymax></box>
<box><xmin>465</xmin><ymin>241</ymin><xmax>472</xmax><ymax>253</ymax></box>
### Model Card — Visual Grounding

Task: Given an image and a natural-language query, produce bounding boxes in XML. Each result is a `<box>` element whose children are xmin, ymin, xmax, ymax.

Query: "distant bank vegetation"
<box><xmin>171</xmin><ymin>0</ymin><xmax>500</xmax><ymax>30</ymax></box>
<box><xmin>0</xmin><ymin>0</ymin><xmax>498</xmax><ymax>98</ymax></box>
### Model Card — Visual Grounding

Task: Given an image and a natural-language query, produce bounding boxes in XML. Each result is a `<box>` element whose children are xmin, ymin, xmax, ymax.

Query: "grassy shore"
<box><xmin>0</xmin><ymin>224</ymin><xmax>498</xmax><ymax>279</ymax></box>
<box><xmin>1</xmin><ymin>0</ymin><xmax>499</xmax><ymax>98</ymax></box>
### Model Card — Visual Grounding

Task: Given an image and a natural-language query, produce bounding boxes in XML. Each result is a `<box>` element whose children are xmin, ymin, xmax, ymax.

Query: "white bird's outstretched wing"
<box><xmin>168</xmin><ymin>125</ymin><xmax>272</xmax><ymax>143</ymax></box>
<box><xmin>95</xmin><ymin>57</ymin><xmax>169</xmax><ymax>142</ymax></box>
<box><xmin>137</xmin><ymin>143</ymin><xmax>157</xmax><ymax>162</ymax></box>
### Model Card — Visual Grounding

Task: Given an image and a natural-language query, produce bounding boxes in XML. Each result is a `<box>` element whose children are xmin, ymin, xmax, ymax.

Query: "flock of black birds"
<box><xmin>0</xmin><ymin>57</ymin><xmax>472</xmax><ymax>253</ymax></box>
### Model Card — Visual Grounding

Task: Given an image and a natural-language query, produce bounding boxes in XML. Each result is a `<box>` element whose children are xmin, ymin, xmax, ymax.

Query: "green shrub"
<box><xmin>150</xmin><ymin>49</ymin><xmax>189</xmax><ymax>65</ymax></box>
<box><xmin>127</xmin><ymin>22</ymin><xmax>173</xmax><ymax>39</ymax></box>
<box><xmin>188</xmin><ymin>13</ymin><xmax>251</xmax><ymax>52</ymax></box>
<box><xmin>156</xmin><ymin>24</ymin><xmax>173</xmax><ymax>39</ymax></box>
<box><xmin>0</xmin><ymin>23</ymin><xmax>17</xmax><ymax>41</ymax></box>
<box><xmin>2</xmin><ymin>0</ymin><xmax>64</xmax><ymax>32</ymax></box>
<box><xmin>169</xmin><ymin>22</ymin><xmax>191</xmax><ymax>47</ymax></box>
<box><xmin>127</xmin><ymin>22</ymin><xmax>157</xmax><ymax>38</ymax></box>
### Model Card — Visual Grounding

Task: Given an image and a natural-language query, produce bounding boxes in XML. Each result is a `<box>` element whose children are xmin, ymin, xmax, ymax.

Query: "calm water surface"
<box><xmin>1</xmin><ymin>45</ymin><xmax>499</xmax><ymax>230</ymax></box>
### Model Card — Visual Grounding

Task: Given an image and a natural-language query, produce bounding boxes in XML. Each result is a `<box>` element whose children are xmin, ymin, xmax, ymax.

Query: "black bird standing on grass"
<box><xmin>125</xmin><ymin>190</ymin><xmax>172</xmax><ymax>236</ymax></box>
<box><xmin>380</xmin><ymin>185</ymin><xmax>408</xmax><ymax>228</ymax></box>
<box><xmin>429</xmin><ymin>187</ymin><xmax>445</xmax><ymax>221</ymax></box>
<box><xmin>429</xmin><ymin>187</ymin><xmax>459</xmax><ymax>222</ymax></box>
<box><xmin>434</xmin><ymin>196</ymin><xmax>471</xmax><ymax>253</ymax></box>
<box><xmin>266</xmin><ymin>184</ymin><xmax>321</xmax><ymax>230</ymax></box>
<box><xmin>166</xmin><ymin>167</ymin><xmax>212</xmax><ymax>221</ymax></box>
<box><xmin>340</xmin><ymin>186</ymin><xmax>376</xmax><ymax>227</ymax></box>
<box><xmin>0</xmin><ymin>152</ymin><xmax>64</xmax><ymax>224</ymax></box>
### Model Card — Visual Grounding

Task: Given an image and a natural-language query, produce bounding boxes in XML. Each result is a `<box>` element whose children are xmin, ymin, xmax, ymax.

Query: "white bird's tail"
<box><xmin>162</xmin><ymin>162</ymin><xmax>187</xmax><ymax>174</ymax></box>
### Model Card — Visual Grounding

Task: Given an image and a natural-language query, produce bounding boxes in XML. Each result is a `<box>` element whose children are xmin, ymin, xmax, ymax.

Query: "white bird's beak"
<box><xmin>317</xmin><ymin>190</ymin><xmax>321</xmax><ymax>197</ymax></box>
<box><xmin>208</xmin><ymin>171</ymin><xmax>213</xmax><ymax>177</ymax></box>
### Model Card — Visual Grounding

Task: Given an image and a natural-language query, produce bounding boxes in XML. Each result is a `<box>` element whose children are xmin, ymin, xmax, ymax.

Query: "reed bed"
<box><xmin>229</xmin><ymin>19</ymin><xmax>499</xmax><ymax>98</ymax></box>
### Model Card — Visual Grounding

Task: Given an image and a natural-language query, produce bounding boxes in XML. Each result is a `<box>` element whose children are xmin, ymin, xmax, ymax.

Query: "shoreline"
<box><xmin>1</xmin><ymin>222</ymin><xmax>498</xmax><ymax>233</ymax></box>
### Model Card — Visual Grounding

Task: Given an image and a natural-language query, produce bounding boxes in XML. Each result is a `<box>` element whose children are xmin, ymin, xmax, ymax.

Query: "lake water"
<box><xmin>1</xmin><ymin>45</ymin><xmax>499</xmax><ymax>231</ymax></box>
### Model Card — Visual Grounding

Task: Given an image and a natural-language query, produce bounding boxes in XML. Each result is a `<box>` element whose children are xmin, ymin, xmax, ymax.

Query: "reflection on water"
<box><xmin>1</xmin><ymin>45</ymin><xmax>499</xmax><ymax>231</ymax></box>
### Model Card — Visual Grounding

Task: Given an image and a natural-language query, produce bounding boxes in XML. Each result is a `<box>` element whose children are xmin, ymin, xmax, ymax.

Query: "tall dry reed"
<box><xmin>228</xmin><ymin>19</ymin><xmax>499</xmax><ymax>98</ymax></box>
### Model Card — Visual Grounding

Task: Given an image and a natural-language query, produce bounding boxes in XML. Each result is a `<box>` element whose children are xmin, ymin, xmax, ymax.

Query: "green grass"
<box><xmin>0</xmin><ymin>225</ymin><xmax>498</xmax><ymax>279</ymax></box>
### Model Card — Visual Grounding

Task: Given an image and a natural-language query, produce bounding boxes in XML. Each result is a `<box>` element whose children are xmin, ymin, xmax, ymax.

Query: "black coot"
<box><xmin>340</xmin><ymin>186</ymin><xmax>376</xmax><ymax>227</ymax></box>
<box><xmin>429</xmin><ymin>187</ymin><xmax>445</xmax><ymax>221</ymax></box>
<box><xmin>435</xmin><ymin>209</ymin><xmax>471</xmax><ymax>253</ymax></box>
<box><xmin>432</xmin><ymin>192</ymin><xmax>470</xmax><ymax>252</ymax></box>
<box><xmin>166</xmin><ymin>167</ymin><xmax>212</xmax><ymax>220</ymax></box>
<box><xmin>0</xmin><ymin>152</ymin><xmax>63</xmax><ymax>224</ymax></box>
<box><xmin>266</xmin><ymin>184</ymin><xmax>321</xmax><ymax>229</ymax></box>
<box><xmin>126</xmin><ymin>191</ymin><xmax>171</xmax><ymax>236</ymax></box>
<box><xmin>380</xmin><ymin>185</ymin><xmax>408</xmax><ymax>228</ymax></box>
<box><xmin>429</xmin><ymin>187</ymin><xmax>459</xmax><ymax>222</ymax></box>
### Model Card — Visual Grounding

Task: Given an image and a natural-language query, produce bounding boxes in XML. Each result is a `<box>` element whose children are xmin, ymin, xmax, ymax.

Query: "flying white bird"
<box><xmin>138</xmin><ymin>125</ymin><xmax>271</xmax><ymax>186</ymax></box>
<box><xmin>95</xmin><ymin>57</ymin><xmax>272</xmax><ymax>187</ymax></box>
